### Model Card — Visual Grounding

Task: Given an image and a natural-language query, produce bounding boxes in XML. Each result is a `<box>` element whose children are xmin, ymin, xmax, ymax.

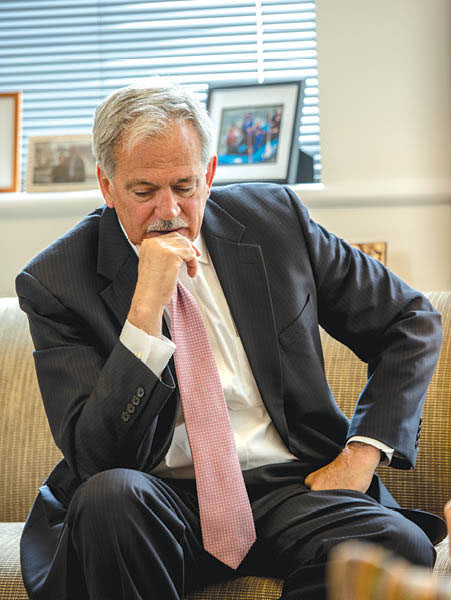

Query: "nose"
<box><xmin>154</xmin><ymin>188</ymin><xmax>181</xmax><ymax>221</ymax></box>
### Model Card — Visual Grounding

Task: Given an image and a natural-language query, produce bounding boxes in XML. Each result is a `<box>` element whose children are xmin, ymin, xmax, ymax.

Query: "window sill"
<box><xmin>0</xmin><ymin>189</ymin><xmax>103</xmax><ymax>217</ymax></box>
<box><xmin>0</xmin><ymin>181</ymin><xmax>449</xmax><ymax>219</ymax></box>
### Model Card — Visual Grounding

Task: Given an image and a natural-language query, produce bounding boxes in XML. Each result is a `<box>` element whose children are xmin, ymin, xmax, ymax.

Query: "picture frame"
<box><xmin>207</xmin><ymin>81</ymin><xmax>303</xmax><ymax>184</ymax></box>
<box><xmin>0</xmin><ymin>91</ymin><xmax>22</xmax><ymax>193</ymax></box>
<box><xmin>26</xmin><ymin>134</ymin><xmax>98</xmax><ymax>192</ymax></box>
<box><xmin>352</xmin><ymin>242</ymin><xmax>387</xmax><ymax>265</ymax></box>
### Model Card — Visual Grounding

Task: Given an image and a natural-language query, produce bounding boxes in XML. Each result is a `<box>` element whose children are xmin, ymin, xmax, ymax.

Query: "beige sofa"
<box><xmin>1</xmin><ymin>293</ymin><xmax>450</xmax><ymax>599</ymax></box>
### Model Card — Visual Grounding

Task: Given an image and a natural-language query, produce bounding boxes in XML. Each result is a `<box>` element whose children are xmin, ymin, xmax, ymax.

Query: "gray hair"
<box><xmin>92</xmin><ymin>80</ymin><xmax>213</xmax><ymax>179</ymax></box>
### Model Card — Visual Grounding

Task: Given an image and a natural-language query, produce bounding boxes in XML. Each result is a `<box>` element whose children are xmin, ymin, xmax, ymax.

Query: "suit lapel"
<box><xmin>202</xmin><ymin>199</ymin><xmax>288</xmax><ymax>443</ymax></box>
<box><xmin>96</xmin><ymin>206</ymin><xmax>138</xmax><ymax>328</ymax></box>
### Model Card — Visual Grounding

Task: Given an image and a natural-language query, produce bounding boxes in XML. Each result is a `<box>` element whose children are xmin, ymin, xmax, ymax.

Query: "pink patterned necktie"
<box><xmin>169</xmin><ymin>281</ymin><xmax>256</xmax><ymax>569</ymax></box>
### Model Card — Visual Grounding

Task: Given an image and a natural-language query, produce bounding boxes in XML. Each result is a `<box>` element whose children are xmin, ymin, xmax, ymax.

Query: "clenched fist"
<box><xmin>127</xmin><ymin>232</ymin><xmax>200</xmax><ymax>337</ymax></box>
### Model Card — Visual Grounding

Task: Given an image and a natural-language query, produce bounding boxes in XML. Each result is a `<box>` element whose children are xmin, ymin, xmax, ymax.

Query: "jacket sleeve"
<box><xmin>285</xmin><ymin>186</ymin><xmax>442</xmax><ymax>469</ymax></box>
<box><xmin>16</xmin><ymin>270</ymin><xmax>177</xmax><ymax>482</ymax></box>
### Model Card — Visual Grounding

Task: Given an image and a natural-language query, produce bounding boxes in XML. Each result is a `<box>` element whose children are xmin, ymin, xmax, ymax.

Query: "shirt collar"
<box><xmin>193</xmin><ymin>233</ymin><xmax>208</xmax><ymax>264</ymax></box>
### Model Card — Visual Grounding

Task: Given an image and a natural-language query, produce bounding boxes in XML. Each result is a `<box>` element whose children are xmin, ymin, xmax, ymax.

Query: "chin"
<box><xmin>142</xmin><ymin>228</ymin><xmax>193</xmax><ymax>240</ymax></box>
<box><xmin>142</xmin><ymin>231</ymin><xmax>165</xmax><ymax>239</ymax></box>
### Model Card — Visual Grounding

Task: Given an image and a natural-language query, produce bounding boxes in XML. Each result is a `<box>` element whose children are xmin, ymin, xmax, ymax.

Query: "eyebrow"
<box><xmin>125</xmin><ymin>177</ymin><xmax>198</xmax><ymax>191</ymax></box>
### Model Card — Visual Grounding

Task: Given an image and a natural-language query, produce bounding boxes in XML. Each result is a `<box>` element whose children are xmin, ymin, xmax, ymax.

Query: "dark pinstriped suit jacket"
<box><xmin>16</xmin><ymin>183</ymin><xmax>443</xmax><ymax>595</ymax></box>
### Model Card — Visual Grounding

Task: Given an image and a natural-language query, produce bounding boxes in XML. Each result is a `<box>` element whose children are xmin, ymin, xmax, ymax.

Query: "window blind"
<box><xmin>0</xmin><ymin>0</ymin><xmax>320</xmax><ymax>187</ymax></box>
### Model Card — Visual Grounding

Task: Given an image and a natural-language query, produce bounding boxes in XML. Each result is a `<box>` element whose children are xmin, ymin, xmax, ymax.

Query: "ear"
<box><xmin>97</xmin><ymin>165</ymin><xmax>114</xmax><ymax>208</ymax></box>
<box><xmin>205</xmin><ymin>155</ymin><xmax>217</xmax><ymax>190</ymax></box>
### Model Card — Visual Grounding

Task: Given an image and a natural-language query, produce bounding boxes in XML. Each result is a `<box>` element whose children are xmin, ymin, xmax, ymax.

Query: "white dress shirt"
<box><xmin>119</xmin><ymin>229</ymin><xmax>393</xmax><ymax>477</ymax></box>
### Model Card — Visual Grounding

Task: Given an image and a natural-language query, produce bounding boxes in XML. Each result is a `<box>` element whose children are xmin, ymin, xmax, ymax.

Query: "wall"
<box><xmin>0</xmin><ymin>193</ymin><xmax>102</xmax><ymax>297</ymax></box>
<box><xmin>302</xmin><ymin>0</ymin><xmax>451</xmax><ymax>290</ymax></box>
<box><xmin>0</xmin><ymin>0</ymin><xmax>450</xmax><ymax>297</ymax></box>
<box><xmin>306</xmin><ymin>201</ymin><xmax>451</xmax><ymax>292</ymax></box>
<box><xmin>316</xmin><ymin>0</ymin><xmax>451</xmax><ymax>190</ymax></box>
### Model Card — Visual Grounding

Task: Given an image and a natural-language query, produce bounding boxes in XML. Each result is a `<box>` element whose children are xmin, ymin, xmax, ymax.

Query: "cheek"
<box><xmin>189</xmin><ymin>192</ymin><xmax>208</xmax><ymax>221</ymax></box>
<box><xmin>117</xmin><ymin>199</ymin><xmax>151</xmax><ymax>231</ymax></box>
<box><xmin>186</xmin><ymin>203</ymin><xmax>204</xmax><ymax>230</ymax></box>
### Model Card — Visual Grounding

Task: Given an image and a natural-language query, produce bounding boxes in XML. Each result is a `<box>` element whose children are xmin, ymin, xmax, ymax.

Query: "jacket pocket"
<box><xmin>279</xmin><ymin>294</ymin><xmax>314</xmax><ymax>347</ymax></box>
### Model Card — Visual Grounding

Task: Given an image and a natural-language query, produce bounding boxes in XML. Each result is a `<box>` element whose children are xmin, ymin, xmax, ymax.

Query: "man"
<box><xmin>51</xmin><ymin>153</ymin><xmax>69</xmax><ymax>183</ymax></box>
<box><xmin>16</xmin><ymin>82</ymin><xmax>445</xmax><ymax>600</ymax></box>
<box><xmin>66</xmin><ymin>145</ymin><xmax>86</xmax><ymax>182</ymax></box>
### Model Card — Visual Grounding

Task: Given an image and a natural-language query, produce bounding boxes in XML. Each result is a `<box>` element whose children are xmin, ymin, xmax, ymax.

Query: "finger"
<box><xmin>186</xmin><ymin>256</ymin><xmax>198</xmax><ymax>278</ymax></box>
<box><xmin>444</xmin><ymin>500</ymin><xmax>451</xmax><ymax>524</ymax></box>
<box><xmin>444</xmin><ymin>501</ymin><xmax>451</xmax><ymax>552</ymax></box>
<box><xmin>139</xmin><ymin>232</ymin><xmax>199</xmax><ymax>279</ymax></box>
<box><xmin>181</xmin><ymin>237</ymin><xmax>200</xmax><ymax>277</ymax></box>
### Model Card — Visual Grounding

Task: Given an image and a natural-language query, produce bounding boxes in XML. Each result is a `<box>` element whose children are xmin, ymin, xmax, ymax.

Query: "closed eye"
<box><xmin>134</xmin><ymin>191</ymin><xmax>155</xmax><ymax>200</ymax></box>
<box><xmin>173</xmin><ymin>186</ymin><xmax>194</xmax><ymax>195</ymax></box>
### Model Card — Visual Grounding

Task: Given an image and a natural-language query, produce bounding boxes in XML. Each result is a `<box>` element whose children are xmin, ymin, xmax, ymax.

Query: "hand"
<box><xmin>305</xmin><ymin>442</ymin><xmax>381</xmax><ymax>493</ymax></box>
<box><xmin>128</xmin><ymin>232</ymin><xmax>200</xmax><ymax>337</ymax></box>
<box><xmin>444</xmin><ymin>500</ymin><xmax>451</xmax><ymax>553</ymax></box>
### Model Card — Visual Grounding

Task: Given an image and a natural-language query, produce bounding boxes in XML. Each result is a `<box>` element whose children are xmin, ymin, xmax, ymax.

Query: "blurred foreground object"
<box><xmin>328</xmin><ymin>541</ymin><xmax>451</xmax><ymax>600</ymax></box>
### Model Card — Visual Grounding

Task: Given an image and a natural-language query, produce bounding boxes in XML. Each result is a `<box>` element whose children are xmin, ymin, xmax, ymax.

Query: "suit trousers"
<box><xmin>62</xmin><ymin>465</ymin><xmax>434</xmax><ymax>600</ymax></box>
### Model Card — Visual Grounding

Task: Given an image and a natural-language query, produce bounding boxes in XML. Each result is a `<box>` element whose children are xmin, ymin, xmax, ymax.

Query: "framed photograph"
<box><xmin>352</xmin><ymin>242</ymin><xmax>387</xmax><ymax>265</ymax></box>
<box><xmin>26</xmin><ymin>134</ymin><xmax>97</xmax><ymax>192</ymax></box>
<box><xmin>0</xmin><ymin>91</ymin><xmax>22</xmax><ymax>193</ymax></box>
<box><xmin>207</xmin><ymin>81</ymin><xmax>303</xmax><ymax>184</ymax></box>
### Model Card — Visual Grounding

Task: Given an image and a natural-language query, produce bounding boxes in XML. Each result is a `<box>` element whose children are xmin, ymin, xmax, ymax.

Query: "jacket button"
<box><xmin>126</xmin><ymin>403</ymin><xmax>136</xmax><ymax>414</ymax></box>
<box><xmin>136</xmin><ymin>386</ymin><xmax>145</xmax><ymax>398</ymax></box>
<box><xmin>120</xmin><ymin>411</ymin><xmax>131</xmax><ymax>422</ymax></box>
<box><xmin>131</xmin><ymin>395</ymin><xmax>141</xmax><ymax>406</ymax></box>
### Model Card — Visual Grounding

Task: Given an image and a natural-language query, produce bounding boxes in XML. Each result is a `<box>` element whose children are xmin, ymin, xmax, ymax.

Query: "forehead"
<box><xmin>115</xmin><ymin>120</ymin><xmax>203</xmax><ymax>173</ymax></box>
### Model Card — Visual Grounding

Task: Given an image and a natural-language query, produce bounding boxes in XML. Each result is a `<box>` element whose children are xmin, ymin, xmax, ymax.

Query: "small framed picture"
<box><xmin>26</xmin><ymin>134</ymin><xmax>97</xmax><ymax>192</ymax></box>
<box><xmin>0</xmin><ymin>91</ymin><xmax>22</xmax><ymax>193</ymax></box>
<box><xmin>207</xmin><ymin>81</ymin><xmax>303</xmax><ymax>184</ymax></box>
<box><xmin>352</xmin><ymin>242</ymin><xmax>387</xmax><ymax>265</ymax></box>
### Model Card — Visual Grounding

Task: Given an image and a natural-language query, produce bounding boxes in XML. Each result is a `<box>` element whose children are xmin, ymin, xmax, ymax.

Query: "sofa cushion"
<box><xmin>0</xmin><ymin>297</ymin><xmax>62</xmax><ymax>522</ymax></box>
<box><xmin>0</xmin><ymin>523</ymin><xmax>28</xmax><ymax>599</ymax></box>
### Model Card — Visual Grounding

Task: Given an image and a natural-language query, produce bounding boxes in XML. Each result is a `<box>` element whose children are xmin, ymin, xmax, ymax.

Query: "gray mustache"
<box><xmin>146</xmin><ymin>218</ymin><xmax>188</xmax><ymax>233</ymax></box>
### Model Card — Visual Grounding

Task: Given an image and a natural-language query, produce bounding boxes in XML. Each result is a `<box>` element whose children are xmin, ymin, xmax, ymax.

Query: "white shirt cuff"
<box><xmin>347</xmin><ymin>436</ymin><xmax>394</xmax><ymax>465</ymax></box>
<box><xmin>120</xmin><ymin>319</ymin><xmax>175</xmax><ymax>378</ymax></box>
